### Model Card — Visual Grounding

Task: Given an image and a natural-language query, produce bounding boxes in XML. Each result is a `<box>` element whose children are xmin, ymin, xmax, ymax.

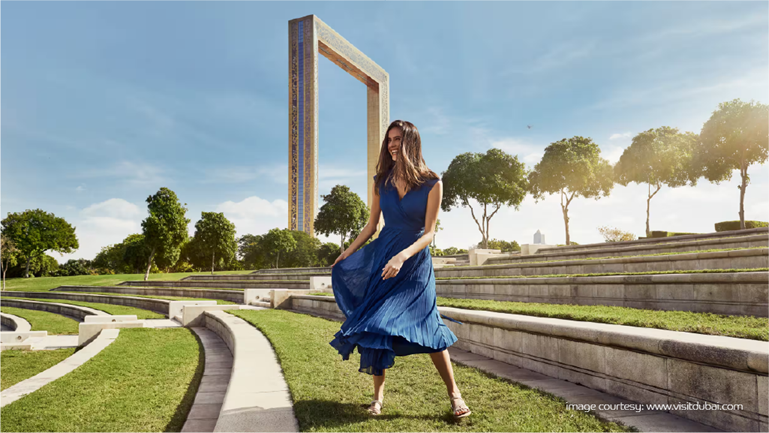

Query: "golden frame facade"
<box><xmin>289</xmin><ymin>14</ymin><xmax>390</xmax><ymax>236</ymax></box>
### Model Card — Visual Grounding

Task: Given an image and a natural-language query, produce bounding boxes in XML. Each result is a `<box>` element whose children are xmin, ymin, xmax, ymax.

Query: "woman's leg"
<box><xmin>428</xmin><ymin>349</ymin><xmax>460</xmax><ymax>397</ymax></box>
<box><xmin>373</xmin><ymin>369</ymin><xmax>386</xmax><ymax>401</ymax></box>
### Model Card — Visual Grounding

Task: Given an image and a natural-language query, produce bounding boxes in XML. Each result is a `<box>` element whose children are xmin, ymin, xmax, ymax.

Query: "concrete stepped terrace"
<box><xmin>485</xmin><ymin>232</ymin><xmax>768</xmax><ymax>265</ymax></box>
<box><xmin>183</xmin><ymin>272</ymin><xmax>329</xmax><ymax>281</ymax></box>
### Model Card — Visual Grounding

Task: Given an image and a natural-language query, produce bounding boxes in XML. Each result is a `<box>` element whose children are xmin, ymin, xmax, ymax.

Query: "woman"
<box><xmin>329</xmin><ymin>120</ymin><xmax>471</xmax><ymax>419</ymax></box>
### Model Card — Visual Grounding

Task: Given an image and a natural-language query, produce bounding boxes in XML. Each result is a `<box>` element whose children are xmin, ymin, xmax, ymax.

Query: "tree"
<box><xmin>528</xmin><ymin>137</ymin><xmax>614</xmax><ymax>246</ymax></box>
<box><xmin>122</xmin><ymin>234</ymin><xmax>151</xmax><ymax>274</ymax></box>
<box><xmin>282</xmin><ymin>230</ymin><xmax>321</xmax><ymax>268</ymax></box>
<box><xmin>314</xmin><ymin>185</ymin><xmax>369</xmax><ymax>254</ymax></box>
<box><xmin>140</xmin><ymin>188</ymin><xmax>190</xmax><ymax>280</ymax></box>
<box><xmin>192</xmin><ymin>212</ymin><xmax>237</xmax><ymax>274</ymax></box>
<box><xmin>1</xmin><ymin>209</ymin><xmax>79</xmax><ymax>278</ymax></box>
<box><xmin>262</xmin><ymin>228</ymin><xmax>296</xmax><ymax>268</ymax></box>
<box><xmin>238</xmin><ymin>234</ymin><xmax>267</xmax><ymax>270</ymax></box>
<box><xmin>614</xmin><ymin>127</ymin><xmax>699</xmax><ymax>236</ymax></box>
<box><xmin>317</xmin><ymin>242</ymin><xmax>340</xmax><ymax>267</ymax></box>
<box><xmin>597</xmin><ymin>226</ymin><xmax>637</xmax><ymax>243</ymax></box>
<box><xmin>693</xmin><ymin>99</ymin><xmax>769</xmax><ymax>230</ymax></box>
<box><xmin>478</xmin><ymin>238</ymin><xmax>521</xmax><ymax>253</ymax></box>
<box><xmin>56</xmin><ymin>259</ymin><xmax>92</xmax><ymax>277</ymax></box>
<box><xmin>1</xmin><ymin>234</ymin><xmax>19</xmax><ymax>290</ymax></box>
<box><xmin>442</xmin><ymin>148</ymin><xmax>529</xmax><ymax>249</ymax></box>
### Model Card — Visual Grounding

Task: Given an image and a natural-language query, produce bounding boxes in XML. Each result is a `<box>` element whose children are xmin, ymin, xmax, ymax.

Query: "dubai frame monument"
<box><xmin>288</xmin><ymin>14</ymin><xmax>389</xmax><ymax>237</ymax></box>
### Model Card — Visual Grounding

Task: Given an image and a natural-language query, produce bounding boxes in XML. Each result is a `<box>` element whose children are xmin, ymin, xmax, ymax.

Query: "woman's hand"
<box><xmin>381</xmin><ymin>252</ymin><xmax>407</xmax><ymax>280</ymax></box>
<box><xmin>331</xmin><ymin>251</ymin><xmax>350</xmax><ymax>267</ymax></box>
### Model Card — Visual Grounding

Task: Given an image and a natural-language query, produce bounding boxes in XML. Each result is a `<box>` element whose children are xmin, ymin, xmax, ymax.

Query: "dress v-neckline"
<box><xmin>396</xmin><ymin>186</ymin><xmax>411</xmax><ymax>202</ymax></box>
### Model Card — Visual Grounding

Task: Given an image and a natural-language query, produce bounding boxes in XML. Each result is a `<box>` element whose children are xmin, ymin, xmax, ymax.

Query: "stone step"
<box><xmin>486</xmin><ymin>234</ymin><xmax>768</xmax><ymax>265</ymax></box>
<box><xmin>435</xmin><ymin>271</ymin><xmax>768</xmax><ymax>317</ymax></box>
<box><xmin>184</xmin><ymin>273</ymin><xmax>328</xmax><ymax>282</ymax></box>
<box><xmin>120</xmin><ymin>280</ymin><xmax>310</xmax><ymax>290</ymax></box>
<box><xmin>438</xmin><ymin>248</ymin><xmax>768</xmax><ymax>278</ymax></box>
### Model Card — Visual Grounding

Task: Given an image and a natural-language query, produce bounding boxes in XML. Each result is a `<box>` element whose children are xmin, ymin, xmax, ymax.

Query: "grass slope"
<box><xmin>2</xmin><ymin>297</ymin><xmax>165</xmax><ymax>319</ymax></box>
<box><xmin>1</xmin><ymin>348</ymin><xmax>76</xmax><ymax>391</ymax></box>
<box><xmin>229</xmin><ymin>309</ymin><xmax>630</xmax><ymax>432</ymax></box>
<box><xmin>0</xmin><ymin>307</ymin><xmax>79</xmax><ymax>334</ymax></box>
<box><xmin>0</xmin><ymin>327</ymin><xmax>202</xmax><ymax>432</ymax></box>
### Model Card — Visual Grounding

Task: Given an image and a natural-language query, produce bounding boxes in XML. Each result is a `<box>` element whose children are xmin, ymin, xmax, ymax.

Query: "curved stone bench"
<box><xmin>440</xmin><ymin>248</ymin><xmax>768</xmax><ymax>278</ymax></box>
<box><xmin>202</xmin><ymin>309</ymin><xmax>299</xmax><ymax>432</ymax></box>
<box><xmin>59</xmin><ymin>285</ymin><xmax>242</xmax><ymax>303</ymax></box>
<box><xmin>120</xmin><ymin>280</ymin><xmax>311</xmax><ymax>291</ymax></box>
<box><xmin>1</xmin><ymin>298</ymin><xmax>107</xmax><ymax>320</ymax></box>
<box><xmin>435</xmin><ymin>271</ymin><xmax>769</xmax><ymax>317</ymax></box>
<box><xmin>287</xmin><ymin>293</ymin><xmax>768</xmax><ymax>432</ymax></box>
<box><xmin>1</xmin><ymin>312</ymin><xmax>31</xmax><ymax>332</ymax></box>
<box><xmin>4</xmin><ymin>290</ymin><xmax>170</xmax><ymax>315</ymax></box>
<box><xmin>486</xmin><ymin>233</ymin><xmax>768</xmax><ymax>264</ymax></box>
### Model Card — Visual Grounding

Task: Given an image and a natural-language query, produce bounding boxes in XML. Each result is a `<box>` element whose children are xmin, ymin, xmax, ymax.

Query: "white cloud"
<box><xmin>202</xmin><ymin>164</ymin><xmax>289</xmax><ymax>184</ymax></box>
<box><xmin>609</xmin><ymin>132</ymin><xmax>632</xmax><ymax>140</ymax></box>
<box><xmin>215</xmin><ymin>196</ymin><xmax>289</xmax><ymax>237</ymax></box>
<box><xmin>76</xmin><ymin>185</ymin><xmax>85</xmax><ymax>193</ymax></box>
<box><xmin>502</xmin><ymin>40</ymin><xmax>597</xmax><ymax>76</ymax></box>
<box><xmin>72</xmin><ymin>160</ymin><xmax>170</xmax><ymax>188</ymax></box>
<box><xmin>57</xmin><ymin>198</ymin><xmax>144</xmax><ymax>263</ymax></box>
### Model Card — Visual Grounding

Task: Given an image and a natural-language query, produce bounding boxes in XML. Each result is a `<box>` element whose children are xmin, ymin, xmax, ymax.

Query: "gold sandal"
<box><xmin>450</xmin><ymin>394</ymin><xmax>471</xmax><ymax>419</ymax></box>
<box><xmin>368</xmin><ymin>399</ymin><xmax>383</xmax><ymax>416</ymax></box>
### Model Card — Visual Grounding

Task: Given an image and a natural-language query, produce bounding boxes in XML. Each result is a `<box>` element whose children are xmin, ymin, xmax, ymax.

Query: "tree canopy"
<box><xmin>140</xmin><ymin>188</ymin><xmax>190</xmax><ymax>280</ymax></box>
<box><xmin>1</xmin><ymin>209</ymin><xmax>79</xmax><ymax>278</ymax></box>
<box><xmin>193</xmin><ymin>212</ymin><xmax>237</xmax><ymax>274</ymax></box>
<box><xmin>693</xmin><ymin>98</ymin><xmax>769</xmax><ymax>229</ymax></box>
<box><xmin>314</xmin><ymin>185</ymin><xmax>369</xmax><ymax>254</ymax></box>
<box><xmin>528</xmin><ymin>136</ymin><xmax>614</xmax><ymax>245</ymax></box>
<box><xmin>442</xmin><ymin>148</ymin><xmax>529</xmax><ymax>249</ymax></box>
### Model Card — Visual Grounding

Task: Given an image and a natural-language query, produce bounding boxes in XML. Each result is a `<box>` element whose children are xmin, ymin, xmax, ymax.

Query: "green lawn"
<box><xmin>2</xmin><ymin>270</ymin><xmax>251</xmax><ymax>293</ymax></box>
<box><xmin>0</xmin><ymin>307</ymin><xmax>80</xmax><ymax>334</ymax></box>
<box><xmin>2</xmin><ymin>297</ymin><xmax>165</xmax><ymax>319</ymax></box>
<box><xmin>1</xmin><ymin>348</ymin><xmax>76</xmax><ymax>391</ymax></box>
<box><xmin>0</xmin><ymin>327</ymin><xmax>202</xmax><ymax>432</ymax></box>
<box><xmin>304</xmin><ymin>293</ymin><xmax>768</xmax><ymax>341</ymax></box>
<box><xmin>229</xmin><ymin>309</ymin><xmax>630</xmax><ymax>432</ymax></box>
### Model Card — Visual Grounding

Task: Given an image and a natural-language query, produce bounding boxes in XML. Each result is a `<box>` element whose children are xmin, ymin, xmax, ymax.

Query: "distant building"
<box><xmin>534</xmin><ymin>230</ymin><xmax>545</xmax><ymax>244</ymax></box>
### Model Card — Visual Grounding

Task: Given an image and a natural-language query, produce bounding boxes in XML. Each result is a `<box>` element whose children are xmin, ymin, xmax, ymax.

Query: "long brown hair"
<box><xmin>375</xmin><ymin>120</ymin><xmax>439</xmax><ymax>193</ymax></box>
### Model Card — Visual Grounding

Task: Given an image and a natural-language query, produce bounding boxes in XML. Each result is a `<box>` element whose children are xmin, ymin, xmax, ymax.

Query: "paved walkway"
<box><xmin>1</xmin><ymin>329</ymin><xmax>120</xmax><ymax>408</ymax></box>
<box><xmin>448</xmin><ymin>347</ymin><xmax>719</xmax><ymax>432</ymax></box>
<box><xmin>182</xmin><ymin>327</ymin><xmax>233</xmax><ymax>433</ymax></box>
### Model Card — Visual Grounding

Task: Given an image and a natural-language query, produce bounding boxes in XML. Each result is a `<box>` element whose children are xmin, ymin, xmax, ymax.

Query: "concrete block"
<box><xmin>170</xmin><ymin>301</ymin><xmax>217</xmax><ymax>320</ymax></box>
<box><xmin>271</xmin><ymin>290</ymin><xmax>292</xmax><ymax>309</ymax></box>
<box><xmin>557</xmin><ymin>339</ymin><xmax>605</xmax><ymax>373</ymax></box>
<box><xmin>0</xmin><ymin>331</ymin><xmax>48</xmax><ymax>344</ymax></box>
<box><xmin>758</xmin><ymin>375</ymin><xmax>767</xmax><ymax>417</ymax></box>
<box><xmin>83</xmin><ymin>315</ymin><xmax>138</xmax><ymax>323</ymax></box>
<box><xmin>244</xmin><ymin>289</ymin><xmax>274</xmax><ymax>305</ymax></box>
<box><xmin>182</xmin><ymin>305</ymin><xmax>241</xmax><ymax>327</ymax></box>
<box><xmin>309</xmin><ymin>276</ymin><xmax>332</xmax><ymax>291</ymax></box>
<box><xmin>78</xmin><ymin>321</ymin><xmax>144</xmax><ymax>346</ymax></box>
<box><xmin>604</xmin><ymin>347</ymin><xmax>667</xmax><ymax>389</ymax></box>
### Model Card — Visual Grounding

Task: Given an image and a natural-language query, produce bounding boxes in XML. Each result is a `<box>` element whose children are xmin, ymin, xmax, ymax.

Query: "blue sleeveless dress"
<box><xmin>329</xmin><ymin>171</ymin><xmax>463</xmax><ymax>376</ymax></box>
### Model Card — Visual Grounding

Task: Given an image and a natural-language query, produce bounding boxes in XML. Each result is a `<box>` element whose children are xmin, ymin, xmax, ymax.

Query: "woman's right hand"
<box><xmin>331</xmin><ymin>252</ymin><xmax>350</xmax><ymax>267</ymax></box>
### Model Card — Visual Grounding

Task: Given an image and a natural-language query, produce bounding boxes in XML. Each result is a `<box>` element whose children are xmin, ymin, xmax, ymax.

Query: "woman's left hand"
<box><xmin>382</xmin><ymin>253</ymin><xmax>407</xmax><ymax>280</ymax></box>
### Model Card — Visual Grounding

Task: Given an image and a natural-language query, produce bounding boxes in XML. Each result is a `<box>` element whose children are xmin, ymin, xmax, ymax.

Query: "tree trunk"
<box><xmin>1</xmin><ymin>262</ymin><xmax>5</xmax><ymax>291</ymax></box>
<box><xmin>25</xmin><ymin>256</ymin><xmax>31</xmax><ymax>278</ymax></box>
<box><xmin>561</xmin><ymin>190</ymin><xmax>571</xmax><ymax>246</ymax></box>
<box><xmin>211</xmin><ymin>251</ymin><xmax>216</xmax><ymax>275</ymax></box>
<box><xmin>340</xmin><ymin>235</ymin><xmax>345</xmax><ymax>255</ymax></box>
<box><xmin>276</xmin><ymin>250</ymin><xmax>280</xmax><ymax>269</ymax></box>
<box><xmin>144</xmin><ymin>247</ymin><xmax>156</xmax><ymax>281</ymax></box>
<box><xmin>740</xmin><ymin>165</ymin><xmax>747</xmax><ymax>230</ymax></box>
<box><xmin>646</xmin><ymin>182</ymin><xmax>652</xmax><ymax>237</ymax></box>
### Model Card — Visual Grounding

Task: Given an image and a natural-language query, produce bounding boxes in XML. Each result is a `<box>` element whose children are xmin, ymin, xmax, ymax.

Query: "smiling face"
<box><xmin>387</xmin><ymin>127</ymin><xmax>403</xmax><ymax>161</ymax></box>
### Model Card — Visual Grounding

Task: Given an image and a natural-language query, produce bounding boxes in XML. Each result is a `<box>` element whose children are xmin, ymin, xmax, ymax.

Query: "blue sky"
<box><xmin>2</xmin><ymin>1</ymin><xmax>767</xmax><ymax>263</ymax></box>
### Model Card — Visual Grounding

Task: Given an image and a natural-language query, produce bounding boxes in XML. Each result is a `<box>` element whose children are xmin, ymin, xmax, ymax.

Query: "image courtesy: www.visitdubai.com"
<box><xmin>1</xmin><ymin>1</ymin><xmax>767</xmax><ymax>432</ymax></box>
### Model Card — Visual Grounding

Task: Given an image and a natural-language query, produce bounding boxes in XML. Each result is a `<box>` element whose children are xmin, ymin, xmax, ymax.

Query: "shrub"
<box><xmin>597</xmin><ymin>226</ymin><xmax>637</xmax><ymax>243</ymax></box>
<box><xmin>715</xmin><ymin>221</ymin><xmax>769</xmax><ymax>232</ymax></box>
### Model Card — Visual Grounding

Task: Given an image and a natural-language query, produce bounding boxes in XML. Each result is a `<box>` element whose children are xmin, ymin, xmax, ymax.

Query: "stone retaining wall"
<box><xmin>486</xmin><ymin>234</ymin><xmax>768</xmax><ymax>265</ymax></box>
<box><xmin>5</xmin><ymin>290</ymin><xmax>170</xmax><ymax>315</ymax></box>
<box><xmin>184</xmin><ymin>273</ymin><xmax>326</xmax><ymax>282</ymax></box>
<box><xmin>435</xmin><ymin>272</ymin><xmax>768</xmax><ymax>317</ymax></box>
<box><xmin>439</xmin><ymin>248</ymin><xmax>768</xmax><ymax>278</ymax></box>
<box><xmin>0</xmin><ymin>298</ymin><xmax>106</xmax><ymax>320</ymax></box>
<box><xmin>0</xmin><ymin>313</ymin><xmax>30</xmax><ymax>332</ymax></box>
<box><xmin>120</xmin><ymin>280</ymin><xmax>310</xmax><ymax>290</ymax></box>
<box><xmin>286</xmin><ymin>294</ymin><xmax>768</xmax><ymax>432</ymax></box>
<box><xmin>54</xmin><ymin>285</ymin><xmax>243</xmax><ymax>303</ymax></box>
<box><xmin>251</xmin><ymin>266</ymin><xmax>330</xmax><ymax>275</ymax></box>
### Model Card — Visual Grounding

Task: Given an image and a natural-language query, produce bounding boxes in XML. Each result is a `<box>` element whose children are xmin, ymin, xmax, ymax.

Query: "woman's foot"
<box><xmin>450</xmin><ymin>393</ymin><xmax>471</xmax><ymax>419</ymax></box>
<box><xmin>368</xmin><ymin>399</ymin><xmax>383</xmax><ymax>416</ymax></box>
